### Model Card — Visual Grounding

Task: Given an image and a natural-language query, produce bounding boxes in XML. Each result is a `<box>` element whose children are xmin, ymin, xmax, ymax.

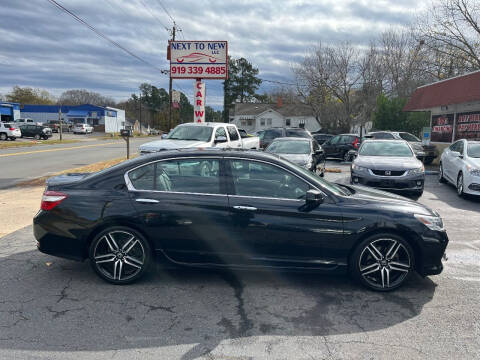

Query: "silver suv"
<box><xmin>0</xmin><ymin>122</ymin><xmax>21</xmax><ymax>141</ymax></box>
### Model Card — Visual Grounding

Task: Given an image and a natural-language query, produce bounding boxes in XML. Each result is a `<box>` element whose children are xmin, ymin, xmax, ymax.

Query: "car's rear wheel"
<box><xmin>0</xmin><ymin>133</ymin><xmax>7</xmax><ymax>141</ymax></box>
<box><xmin>343</xmin><ymin>151</ymin><xmax>350</xmax><ymax>162</ymax></box>
<box><xmin>457</xmin><ymin>172</ymin><xmax>465</xmax><ymax>197</ymax></box>
<box><xmin>350</xmin><ymin>234</ymin><xmax>414</xmax><ymax>291</ymax></box>
<box><xmin>438</xmin><ymin>163</ymin><xmax>446</xmax><ymax>183</ymax></box>
<box><xmin>424</xmin><ymin>157</ymin><xmax>434</xmax><ymax>165</ymax></box>
<box><xmin>89</xmin><ymin>227</ymin><xmax>151</xmax><ymax>284</ymax></box>
<box><xmin>34</xmin><ymin>134</ymin><xmax>41</xmax><ymax>140</ymax></box>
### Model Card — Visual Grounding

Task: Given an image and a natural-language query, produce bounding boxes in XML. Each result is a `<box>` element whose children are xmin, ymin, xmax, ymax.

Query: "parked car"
<box><xmin>367</xmin><ymin>131</ymin><xmax>438</xmax><ymax>164</ymax></box>
<box><xmin>19</xmin><ymin>124</ymin><xmax>52</xmax><ymax>140</ymax></box>
<box><xmin>258</xmin><ymin>127</ymin><xmax>312</xmax><ymax>149</ymax></box>
<box><xmin>312</xmin><ymin>133</ymin><xmax>334</xmax><ymax>145</ymax></box>
<box><xmin>438</xmin><ymin>139</ymin><xmax>480</xmax><ymax>197</ymax></box>
<box><xmin>14</xmin><ymin>118</ymin><xmax>37</xmax><ymax>125</ymax></box>
<box><xmin>47</xmin><ymin>120</ymin><xmax>72</xmax><ymax>133</ymax></box>
<box><xmin>0</xmin><ymin>122</ymin><xmax>21</xmax><ymax>140</ymax></box>
<box><xmin>238</xmin><ymin>128</ymin><xmax>261</xmax><ymax>150</ymax></box>
<box><xmin>139</xmin><ymin>123</ymin><xmax>259</xmax><ymax>155</ymax></box>
<box><xmin>34</xmin><ymin>149</ymin><xmax>448</xmax><ymax>291</ymax></box>
<box><xmin>350</xmin><ymin>139</ymin><xmax>425</xmax><ymax>197</ymax></box>
<box><xmin>73</xmin><ymin>123</ymin><xmax>94</xmax><ymax>134</ymax></box>
<box><xmin>321</xmin><ymin>134</ymin><xmax>360</xmax><ymax>161</ymax></box>
<box><xmin>265</xmin><ymin>137</ymin><xmax>325</xmax><ymax>175</ymax></box>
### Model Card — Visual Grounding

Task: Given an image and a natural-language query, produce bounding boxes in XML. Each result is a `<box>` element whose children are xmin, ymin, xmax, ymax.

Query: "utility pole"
<box><xmin>168</xmin><ymin>24</ymin><xmax>176</xmax><ymax>131</ymax></box>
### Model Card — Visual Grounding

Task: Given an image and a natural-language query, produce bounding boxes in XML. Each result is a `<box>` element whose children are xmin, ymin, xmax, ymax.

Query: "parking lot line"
<box><xmin>0</xmin><ymin>142</ymin><xmax>118</xmax><ymax>157</ymax></box>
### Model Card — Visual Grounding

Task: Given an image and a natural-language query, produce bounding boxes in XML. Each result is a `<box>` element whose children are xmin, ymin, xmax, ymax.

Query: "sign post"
<box><xmin>422</xmin><ymin>127</ymin><xmax>431</xmax><ymax>145</ymax></box>
<box><xmin>169</xmin><ymin>40</ymin><xmax>228</xmax><ymax>123</ymax></box>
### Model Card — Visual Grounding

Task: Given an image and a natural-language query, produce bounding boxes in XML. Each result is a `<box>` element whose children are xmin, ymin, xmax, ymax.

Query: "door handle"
<box><xmin>233</xmin><ymin>205</ymin><xmax>257</xmax><ymax>211</ymax></box>
<box><xmin>136</xmin><ymin>198</ymin><xmax>159</xmax><ymax>204</ymax></box>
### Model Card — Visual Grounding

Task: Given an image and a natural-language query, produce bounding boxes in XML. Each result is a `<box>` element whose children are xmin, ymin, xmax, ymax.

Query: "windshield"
<box><xmin>286</xmin><ymin>129</ymin><xmax>310</xmax><ymax>138</ymax></box>
<box><xmin>467</xmin><ymin>143</ymin><xmax>480</xmax><ymax>158</ymax></box>
<box><xmin>359</xmin><ymin>141</ymin><xmax>413</xmax><ymax>157</ymax></box>
<box><xmin>167</xmin><ymin>126</ymin><xmax>213</xmax><ymax>141</ymax></box>
<box><xmin>398</xmin><ymin>132</ymin><xmax>420</xmax><ymax>142</ymax></box>
<box><xmin>267</xmin><ymin>140</ymin><xmax>311</xmax><ymax>154</ymax></box>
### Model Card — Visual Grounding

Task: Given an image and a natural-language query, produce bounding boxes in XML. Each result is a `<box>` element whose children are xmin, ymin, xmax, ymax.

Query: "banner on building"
<box><xmin>194</xmin><ymin>80</ymin><xmax>205</xmax><ymax>123</ymax></box>
<box><xmin>455</xmin><ymin>112</ymin><xmax>480</xmax><ymax>141</ymax></box>
<box><xmin>431</xmin><ymin>114</ymin><xmax>454</xmax><ymax>142</ymax></box>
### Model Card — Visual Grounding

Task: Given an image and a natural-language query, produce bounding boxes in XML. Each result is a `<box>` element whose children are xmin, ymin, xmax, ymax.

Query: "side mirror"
<box><xmin>214</xmin><ymin>136</ymin><xmax>227</xmax><ymax>144</ymax></box>
<box><xmin>306</xmin><ymin>189</ymin><xmax>325</xmax><ymax>205</ymax></box>
<box><xmin>315</xmin><ymin>149</ymin><xmax>324</xmax><ymax>155</ymax></box>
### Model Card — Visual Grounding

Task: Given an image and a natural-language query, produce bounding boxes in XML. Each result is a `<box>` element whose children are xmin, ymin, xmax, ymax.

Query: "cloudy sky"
<box><xmin>0</xmin><ymin>0</ymin><xmax>427</xmax><ymax>108</ymax></box>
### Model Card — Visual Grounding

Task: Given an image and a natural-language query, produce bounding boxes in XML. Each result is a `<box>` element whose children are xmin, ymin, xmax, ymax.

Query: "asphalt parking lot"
<box><xmin>0</xmin><ymin>161</ymin><xmax>479</xmax><ymax>359</ymax></box>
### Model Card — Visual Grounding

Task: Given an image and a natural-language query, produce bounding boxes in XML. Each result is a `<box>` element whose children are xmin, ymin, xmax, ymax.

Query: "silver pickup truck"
<box><xmin>139</xmin><ymin>122</ymin><xmax>260</xmax><ymax>155</ymax></box>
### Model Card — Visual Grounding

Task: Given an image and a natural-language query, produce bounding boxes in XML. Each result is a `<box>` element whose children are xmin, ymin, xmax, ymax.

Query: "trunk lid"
<box><xmin>46</xmin><ymin>173</ymin><xmax>90</xmax><ymax>187</ymax></box>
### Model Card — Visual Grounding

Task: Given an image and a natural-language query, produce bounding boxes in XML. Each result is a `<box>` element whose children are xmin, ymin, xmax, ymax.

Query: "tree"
<box><xmin>205</xmin><ymin>106</ymin><xmax>222</xmax><ymax>122</ymax></box>
<box><xmin>6</xmin><ymin>86</ymin><xmax>56</xmax><ymax>104</ymax></box>
<box><xmin>373</xmin><ymin>94</ymin><xmax>429</xmax><ymax>135</ymax></box>
<box><xmin>58</xmin><ymin>89</ymin><xmax>115</xmax><ymax>106</ymax></box>
<box><xmin>223</xmin><ymin>57</ymin><xmax>262</xmax><ymax>121</ymax></box>
<box><xmin>416</xmin><ymin>0</ymin><xmax>480</xmax><ymax>74</ymax></box>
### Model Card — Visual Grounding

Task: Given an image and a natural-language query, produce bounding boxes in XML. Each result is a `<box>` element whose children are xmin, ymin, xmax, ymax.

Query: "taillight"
<box><xmin>9</xmin><ymin>127</ymin><xmax>15</xmax><ymax>131</ymax></box>
<box><xmin>352</xmin><ymin>137</ymin><xmax>359</xmax><ymax>149</ymax></box>
<box><xmin>41</xmin><ymin>191</ymin><xmax>68</xmax><ymax>211</ymax></box>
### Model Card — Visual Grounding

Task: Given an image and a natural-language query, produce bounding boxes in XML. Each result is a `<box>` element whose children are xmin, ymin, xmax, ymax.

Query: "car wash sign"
<box><xmin>194</xmin><ymin>80</ymin><xmax>206</xmax><ymax>123</ymax></box>
<box><xmin>169</xmin><ymin>41</ymin><xmax>228</xmax><ymax>79</ymax></box>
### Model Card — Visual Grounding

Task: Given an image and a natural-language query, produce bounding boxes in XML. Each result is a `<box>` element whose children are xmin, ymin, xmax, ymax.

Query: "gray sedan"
<box><xmin>350</xmin><ymin>139</ymin><xmax>425</xmax><ymax>196</ymax></box>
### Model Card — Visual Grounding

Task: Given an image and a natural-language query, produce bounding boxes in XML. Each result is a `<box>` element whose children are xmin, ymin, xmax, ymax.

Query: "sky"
<box><xmin>0</xmin><ymin>0</ymin><xmax>428</xmax><ymax>108</ymax></box>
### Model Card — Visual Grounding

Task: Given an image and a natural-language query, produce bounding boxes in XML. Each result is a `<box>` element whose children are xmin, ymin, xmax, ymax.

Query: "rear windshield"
<box><xmin>398</xmin><ymin>132</ymin><xmax>420</xmax><ymax>142</ymax></box>
<box><xmin>264</xmin><ymin>129</ymin><xmax>283</xmax><ymax>140</ymax></box>
<box><xmin>267</xmin><ymin>140</ymin><xmax>311</xmax><ymax>154</ymax></box>
<box><xmin>359</xmin><ymin>141</ymin><xmax>413</xmax><ymax>157</ymax></box>
<box><xmin>467</xmin><ymin>143</ymin><xmax>480</xmax><ymax>158</ymax></box>
<box><xmin>167</xmin><ymin>125</ymin><xmax>213</xmax><ymax>142</ymax></box>
<box><xmin>286</xmin><ymin>129</ymin><xmax>310</xmax><ymax>138</ymax></box>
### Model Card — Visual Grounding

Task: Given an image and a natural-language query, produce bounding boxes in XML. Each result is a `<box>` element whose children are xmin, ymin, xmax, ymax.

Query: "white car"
<box><xmin>139</xmin><ymin>123</ymin><xmax>260</xmax><ymax>155</ymax></box>
<box><xmin>439</xmin><ymin>139</ymin><xmax>480</xmax><ymax>197</ymax></box>
<box><xmin>73</xmin><ymin>123</ymin><xmax>94</xmax><ymax>134</ymax></box>
<box><xmin>0</xmin><ymin>122</ymin><xmax>22</xmax><ymax>141</ymax></box>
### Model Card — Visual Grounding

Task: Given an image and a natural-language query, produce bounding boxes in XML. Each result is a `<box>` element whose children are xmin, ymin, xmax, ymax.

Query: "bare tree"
<box><xmin>417</xmin><ymin>0</ymin><xmax>480</xmax><ymax>75</ymax></box>
<box><xmin>58</xmin><ymin>89</ymin><xmax>116</xmax><ymax>107</ymax></box>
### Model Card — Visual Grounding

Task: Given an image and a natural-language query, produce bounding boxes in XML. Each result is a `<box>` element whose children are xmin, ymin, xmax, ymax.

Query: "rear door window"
<box><xmin>373</xmin><ymin>132</ymin><xmax>395</xmax><ymax>139</ymax></box>
<box><xmin>227</xmin><ymin>126</ymin><xmax>239</xmax><ymax>141</ymax></box>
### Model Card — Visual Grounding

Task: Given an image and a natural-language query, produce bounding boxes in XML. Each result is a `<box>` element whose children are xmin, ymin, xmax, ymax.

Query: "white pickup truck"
<box><xmin>139</xmin><ymin>122</ymin><xmax>260</xmax><ymax>155</ymax></box>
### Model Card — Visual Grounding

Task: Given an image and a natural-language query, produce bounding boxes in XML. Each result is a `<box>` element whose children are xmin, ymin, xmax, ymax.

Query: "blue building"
<box><xmin>20</xmin><ymin>104</ymin><xmax>125</xmax><ymax>133</ymax></box>
<box><xmin>0</xmin><ymin>102</ymin><xmax>21</xmax><ymax>122</ymax></box>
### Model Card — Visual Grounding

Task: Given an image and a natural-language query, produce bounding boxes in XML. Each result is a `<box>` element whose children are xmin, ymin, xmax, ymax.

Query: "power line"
<box><xmin>154</xmin><ymin>0</ymin><xmax>175</xmax><ymax>23</ymax></box>
<box><xmin>46</xmin><ymin>0</ymin><xmax>168</xmax><ymax>74</ymax></box>
<box><xmin>137</xmin><ymin>0</ymin><xmax>169</xmax><ymax>31</ymax></box>
<box><xmin>260</xmin><ymin>78</ymin><xmax>298</xmax><ymax>86</ymax></box>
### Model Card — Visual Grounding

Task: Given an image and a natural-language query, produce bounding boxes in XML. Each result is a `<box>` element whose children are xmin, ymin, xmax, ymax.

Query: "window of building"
<box><xmin>260</xmin><ymin>119</ymin><xmax>265</xmax><ymax>126</ymax></box>
<box><xmin>267</xmin><ymin>118</ymin><xmax>272</xmax><ymax>126</ymax></box>
<box><xmin>286</xmin><ymin>118</ymin><xmax>291</xmax><ymax>126</ymax></box>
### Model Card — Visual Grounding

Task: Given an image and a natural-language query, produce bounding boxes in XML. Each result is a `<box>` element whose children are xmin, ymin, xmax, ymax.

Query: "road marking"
<box><xmin>0</xmin><ymin>142</ymin><xmax>119</xmax><ymax>157</ymax></box>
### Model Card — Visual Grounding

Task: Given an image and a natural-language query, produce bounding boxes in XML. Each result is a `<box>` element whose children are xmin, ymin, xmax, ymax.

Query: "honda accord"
<box><xmin>34</xmin><ymin>149</ymin><xmax>448</xmax><ymax>291</ymax></box>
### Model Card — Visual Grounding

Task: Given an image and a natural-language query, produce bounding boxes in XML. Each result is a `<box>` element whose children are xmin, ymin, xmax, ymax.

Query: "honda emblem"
<box><xmin>385</xmin><ymin>170</ymin><xmax>391</xmax><ymax>176</ymax></box>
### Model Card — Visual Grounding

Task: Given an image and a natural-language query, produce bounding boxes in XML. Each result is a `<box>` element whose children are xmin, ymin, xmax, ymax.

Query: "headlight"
<box><xmin>414</xmin><ymin>214</ymin><xmax>444</xmax><ymax>231</ymax></box>
<box><xmin>408</xmin><ymin>165</ymin><xmax>425</xmax><ymax>175</ymax></box>
<box><xmin>466</xmin><ymin>165</ymin><xmax>480</xmax><ymax>176</ymax></box>
<box><xmin>351</xmin><ymin>163</ymin><xmax>369</xmax><ymax>174</ymax></box>
<box><xmin>302</xmin><ymin>160</ymin><xmax>313</xmax><ymax>169</ymax></box>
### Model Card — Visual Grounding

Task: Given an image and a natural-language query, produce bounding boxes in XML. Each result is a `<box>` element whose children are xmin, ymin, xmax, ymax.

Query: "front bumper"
<box><xmin>463</xmin><ymin>172</ymin><xmax>480</xmax><ymax>195</ymax></box>
<box><xmin>419</xmin><ymin>230</ymin><xmax>449</xmax><ymax>276</ymax></box>
<box><xmin>351</xmin><ymin>171</ymin><xmax>425</xmax><ymax>192</ymax></box>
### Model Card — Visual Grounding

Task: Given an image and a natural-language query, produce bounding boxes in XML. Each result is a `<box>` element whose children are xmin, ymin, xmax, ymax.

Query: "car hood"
<box><xmin>342</xmin><ymin>183</ymin><xmax>436</xmax><ymax>216</ymax></box>
<box><xmin>139</xmin><ymin>139</ymin><xmax>209</xmax><ymax>152</ymax></box>
<box><xmin>355</xmin><ymin>156</ymin><xmax>422</xmax><ymax>170</ymax></box>
<box><xmin>278</xmin><ymin>153</ymin><xmax>311</xmax><ymax>165</ymax></box>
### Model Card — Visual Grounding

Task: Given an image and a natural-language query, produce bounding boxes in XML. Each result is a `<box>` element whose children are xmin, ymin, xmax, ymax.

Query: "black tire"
<box><xmin>89</xmin><ymin>226</ymin><xmax>152</xmax><ymax>285</ymax></box>
<box><xmin>342</xmin><ymin>151</ymin><xmax>350</xmax><ymax>162</ymax></box>
<box><xmin>0</xmin><ymin>133</ymin><xmax>7</xmax><ymax>141</ymax></box>
<box><xmin>423</xmin><ymin>157</ymin><xmax>434</xmax><ymax>165</ymax></box>
<box><xmin>34</xmin><ymin>134</ymin><xmax>41</xmax><ymax>140</ymax></box>
<box><xmin>349</xmin><ymin>233</ymin><xmax>415</xmax><ymax>292</ymax></box>
<box><xmin>457</xmin><ymin>172</ymin><xmax>465</xmax><ymax>198</ymax></box>
<box><xmin>438</xmin><ymin>163</ymin><xmax>446</xmax><ymax>183</ymax></box>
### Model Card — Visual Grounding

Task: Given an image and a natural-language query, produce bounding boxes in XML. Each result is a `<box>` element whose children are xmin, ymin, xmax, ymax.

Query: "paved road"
<box><xmin>0</xmin><ymin>137</ymin><xmax>159</xmax><ymax>189</ymax></box>
<box><xmin>0</xmin><ymin>163</ymin><xmax>478</xmax><ymax>359</ymax></box>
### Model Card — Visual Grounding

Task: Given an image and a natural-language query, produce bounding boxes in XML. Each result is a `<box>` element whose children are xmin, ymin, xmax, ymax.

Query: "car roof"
<box><xmin>361</xmin><ymin>139</ymin><xmax>409</xmax><ymax>144</ymax></box>
<box><xmin>270</xmin><ymin>136</ymin><xmax>311</xmax><ymax>142</ymax></box>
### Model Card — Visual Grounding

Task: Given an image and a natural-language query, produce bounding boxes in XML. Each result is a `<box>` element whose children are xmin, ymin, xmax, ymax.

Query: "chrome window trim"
<box><xmin>229</xmin><ymin>194</ymin><xmax>304</xmax><ymax>202</ymax></box>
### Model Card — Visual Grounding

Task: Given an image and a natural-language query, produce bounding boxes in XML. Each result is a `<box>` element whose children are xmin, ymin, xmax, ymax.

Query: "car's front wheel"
<box><xmin>438</xmin><ymin>163</ymin><xmax>446</xmax><ymax>183</ymax></box>
<box><xmin>350</xmin><ymin>234</ymin><xmax>414</xmax><ymax>291</ymax></box>
<box><xmin>89</xmin><ymin>226</ymin><xmax>151</xmax><ymax>284</ymax></box>
<box><xmin>457</xmin><ymin>172</ymin><xmax>465</xmax><ymax>197</ymax></box>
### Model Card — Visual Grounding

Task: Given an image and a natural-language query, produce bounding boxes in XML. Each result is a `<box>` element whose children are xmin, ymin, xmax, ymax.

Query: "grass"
<box><xmin>17</xmin><ymin>155</ymin><xmax>137</xmax><ymax>187</ymax></box>
<box><xmin>0</xmin><ymin>139</ymin><xmax>80</xmax><ymax>149</ymax></box>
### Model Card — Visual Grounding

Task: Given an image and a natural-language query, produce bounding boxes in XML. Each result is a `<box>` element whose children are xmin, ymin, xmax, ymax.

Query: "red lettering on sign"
<box><xmin>195</xmin><ymin>111</ymin><xmax>204</xmax><ymax>117</ymax></box>
<box><xmin>196</xmin><ymin>91</ymin><xmax>202</xmax><ymax>97</ymax></box>
<box><xmin>196</xmin><ymin>82</ymin><xmax>202</xmax><ymax>89</ymax></box>
<box><xmin>196</xmin><ymin>100</ymin><xmax>202</xmax><ymax>106</ymax></box>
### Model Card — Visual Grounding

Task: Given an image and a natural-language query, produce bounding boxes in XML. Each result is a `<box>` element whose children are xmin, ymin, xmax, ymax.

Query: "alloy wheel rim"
<box><xmin>457</xmin><ymin>175</ymin><xmax>463</xmax><ymax>195</ymax></box>
<box><xmin>93</xmin><ymin>231</ymin><xmax>145</xmax><ymax>281</ymax></box>
<box><xmin>359</xmin><ymin>238</ymin><xmax>411</xmax><ymax>289</ymax></box>
<box><xmin>344</xmin><ymin>152</ymin><xmax>349</xmax><ymax>162</ymax></box>
<box><xmin>439</xmin><ymin>164</ymin><xmax>443</xmax><ymax>180</ymax></box>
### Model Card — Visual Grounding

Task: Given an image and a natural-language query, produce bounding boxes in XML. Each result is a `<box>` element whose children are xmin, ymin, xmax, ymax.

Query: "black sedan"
<box><xmin>34</xmin><ymin>150</ymin><xmax>448</xmax><ymax>291</ymax></box>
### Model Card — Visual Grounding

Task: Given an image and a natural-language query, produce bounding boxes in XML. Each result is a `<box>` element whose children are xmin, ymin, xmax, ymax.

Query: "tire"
<box><xmin>0</xmin><ymin>133</ymin><xmax>7</xmax><ymax>141</ymax></box>
<box><xmin>349</xmin><ymin>233</ymin><xmax>414</xmax><ymax>291</ymax></box>
<box><xmin>411</xmin><ymin>190</ymin><xmax>423</xmax><ymax>198</ymax></box>
<box><xmin>34</xmin><ymin>134</ymin><xmax>41</xmax><ymax>140</ymax></box>
<box><xmin>343</xmin><ymin>151</ymin><xmax>350</xmax><ymax>162</ymax></box>
<box><xmin>89</xmin><ymin>226</ymin><xmax>152</xmax><ymax>285</ymax></box>
<box><xmin>424</xmin><ymin>157</ymin><xmax>434</xmax><ymax>165</ymax></box>
<box><xmin>438</xmin><ymin>163</ymin><xmax>446</xmax><ymax>183</ymax></box>
<box><xmin>457</xmin><ymin>172</ymin><xmax>465</xmax><ymax>197</ymax></box>
<box><xmin>9</xmin><ymin>137</ymin><xmax>16</xmax><ymax>141</ymax></box>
